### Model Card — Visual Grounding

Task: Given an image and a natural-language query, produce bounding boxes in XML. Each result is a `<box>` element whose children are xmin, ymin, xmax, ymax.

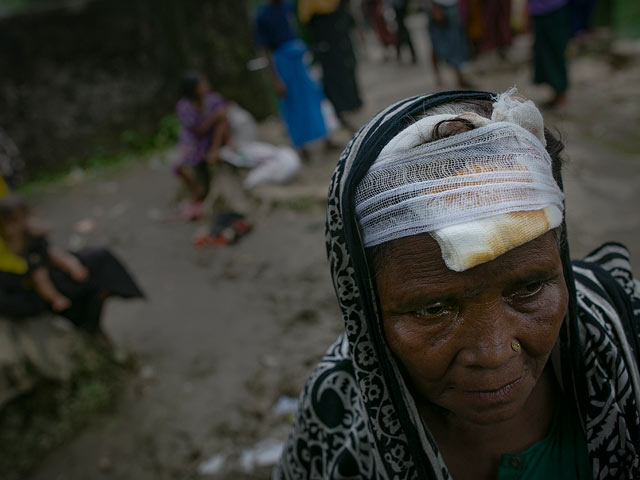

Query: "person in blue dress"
<box><xmin>254</xmin><ymin>0</ymin><xmax>329</xmax><ymax>155</ymax></box>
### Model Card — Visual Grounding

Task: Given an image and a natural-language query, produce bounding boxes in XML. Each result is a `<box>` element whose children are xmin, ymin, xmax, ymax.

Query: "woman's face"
<box><xmin>195</xmin><ymin>76</ymin><xmax>210</xmax><ymax>100</ymax></box>
<box><xmin>374</xmin><ymin>231</ymin><xmax>568</xmax><ymax>425</ymax></box>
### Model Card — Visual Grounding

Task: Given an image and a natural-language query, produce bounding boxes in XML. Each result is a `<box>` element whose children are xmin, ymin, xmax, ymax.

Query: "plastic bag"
<box><xmin>219</xmin><ymin>141</ymin><xmax>301</xmax><ymax>189</ymax></box>
<box><xmin>227</xmin><ymin>103</ymin><xmax>258</xmax><ymax>143</ymax></box>
<box><xmin>243</xmin><ymin>142</ymin><xmax>301</xmax><ymax>189</ymax></box>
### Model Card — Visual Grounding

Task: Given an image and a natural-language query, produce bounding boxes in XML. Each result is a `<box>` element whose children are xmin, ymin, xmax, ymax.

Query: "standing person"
<box><xmin>529</xmin><ymin>0</ymin><xmax>570</xmax><ymax>110</ymax></box>
<box><xmin>392</xmin><ymin>0</ymin><xmax>417</xmax><ymax>64</ymax></box>
<box><xmin>425</xmin><ymin>0</ymin><xmax>472</xmax><ymax>88</ymax></box>
<box><xmin>299</xmin><ymin>0</ymin><xmax>363</xmax><ymax>128</ymax></box>
<box><xmin>481</xmin><ymin>0</ymin><xmax>512</xmax><ymax>56</ymax></box>
<box><xmin>460</xmin><ymin>0</ymin><xmax>484</xmax><ymax>56</ymax></box>
<box><xmin>254</xmin><ymin>0</ymin><xmax>329</xmax><ymax>156</ymax></box>
<box><xmin>175</xmin><ymin>72</ymin><xmax>230</xmax><ymax>219</ymax></box>
<box><xmin>364</xmin><ymin>0</ymin><xmax>396</xmax><ymax>57</ymax></box>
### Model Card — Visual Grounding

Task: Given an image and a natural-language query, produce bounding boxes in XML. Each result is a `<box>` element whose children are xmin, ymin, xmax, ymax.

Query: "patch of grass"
<box><xmin>0</xmin><ymin>346</ymin><xmax>123</xmax><ymax>480</ymax></box>
<box><xmin>284</xmin><ymin>196</ymin><xmax>320</xmax><ymax>212</ymax></box>
<box><xmin>121</xmin><ymin>114</ymin><xmax>180</xmax><ymax>154</ymax></box>
<box><xmin>16</xmin><ymin>169</ymin><xmax>72</xmax><ymax>196</ymax></box>
<box><xmin>599</xmin><ymin>133</ymin><xmax>640</xmax><ymax>156</ymax></box>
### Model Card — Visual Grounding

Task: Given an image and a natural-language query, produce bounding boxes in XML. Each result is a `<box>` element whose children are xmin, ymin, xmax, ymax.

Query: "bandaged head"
<box><xmin>355</xmin><ymin>88</ymin><xmax>565</xmax><ymax>272</ymax></box>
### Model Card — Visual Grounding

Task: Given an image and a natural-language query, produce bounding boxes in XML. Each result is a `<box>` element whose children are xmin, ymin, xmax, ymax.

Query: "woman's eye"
<box><xmin>414</xmin><ymin>303</ymin><xmax>448</xmax><ymax>317</ymax></box>
<box><xmin>513</xmin><ymin>281</ymin><xmax>545</xmax><ymax>298</ymax></box>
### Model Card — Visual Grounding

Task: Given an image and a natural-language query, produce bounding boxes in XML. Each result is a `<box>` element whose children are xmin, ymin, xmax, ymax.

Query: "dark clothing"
<box><xmin>0</xmin><ymin>239</ymin><xmax>144</xmax><ymax>334</ymax></box>
<box><xmin>51</xmin><ymin>248</ymin><xmax>144</xmax><ymax>333</ymax></box>
<box><xmin>533</xmin><ymin>4</ymin><xmax>570</xmax><ymax>94</ymax></box>
<box><xmin>0</xmin><ymin>235</ymin><xmax>50</xmax><ymax>305</ymax></box>
<box><xmin>393</xmin><ymin>1</ymin><xmax>417</xmax><ymax>62</ymax></box>
<box><xmin>0</xmin><ymin>285</ymin><xmax>47</xmax><ymax>318</ymax></box>
<box><xmin>308</xmin><ymin>4</ymin><xmax>363</xmax><ymax>115</ymax></box>
<box><xmin>569</xmin><ymin>0</ymin><xmax>597</xmax><ymax>35</ymax></box>
<box><xmin>481</xmin><ymin>0</ymin><xmax>512</xmax><ymax>51</ymax></box>
<box><xmin>255</xmin><ymin>2</ymin><xmax>298</xmax><ymax>51</ymax></box>
<box><xmin>529</xmin><ymin>0</ymin><xmax>568</xmax><ymax>15</ymax></box>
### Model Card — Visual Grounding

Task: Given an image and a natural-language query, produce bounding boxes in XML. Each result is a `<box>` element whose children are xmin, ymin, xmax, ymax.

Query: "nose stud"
<box><xmin>511</xmin><ymin>340</ymin><xmax>521</xmax><ymax>352</ymax></box>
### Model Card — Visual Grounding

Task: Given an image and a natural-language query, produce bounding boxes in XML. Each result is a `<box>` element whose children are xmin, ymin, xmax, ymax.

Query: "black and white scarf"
<box><xmin>273</xmin><ymin>92</ymin><xmax>640</xmax><ymax>479</ymax></box>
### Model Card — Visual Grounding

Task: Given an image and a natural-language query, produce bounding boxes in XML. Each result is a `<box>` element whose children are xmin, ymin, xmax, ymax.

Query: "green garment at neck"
<box><xmin>496</xmin><ymin>398</ymin><xmax>591</xmax><ymax>480</ymax></box>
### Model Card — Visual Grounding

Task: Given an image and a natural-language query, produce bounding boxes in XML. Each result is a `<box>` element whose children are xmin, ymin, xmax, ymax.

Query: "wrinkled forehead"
<box><xmin>371</xmin><ymin>230</ymin><xmax>561</xmax><ymax>286</ymax></box>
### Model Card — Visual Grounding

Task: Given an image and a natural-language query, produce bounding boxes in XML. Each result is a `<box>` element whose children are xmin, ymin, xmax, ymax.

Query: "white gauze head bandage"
<box><xmin>356</xmin><ymin>90</ymin><xmax>564</xmax><ymax>271</ymax></box>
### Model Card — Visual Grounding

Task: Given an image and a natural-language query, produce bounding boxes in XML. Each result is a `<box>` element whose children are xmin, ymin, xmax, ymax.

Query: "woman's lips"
<box><xmin>462</xmin><ymin>375</ymin><xmax>524</xmax><ymax>405</ymax></box>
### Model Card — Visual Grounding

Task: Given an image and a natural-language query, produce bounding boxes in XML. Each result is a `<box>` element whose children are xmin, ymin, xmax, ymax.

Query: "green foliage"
<box><xmin>613</xmin><ymin>0</ymin><xmax>640</xmax><ymax>39</ymax></box>
<box><xmin>120</xmin><ymin>130</ymin><xmax>145</xmax><ymax>152</ymax></box>
<box><xmin>0</xmin><ymin>0</ymin><xmax>62</xmax><ymax>14</ymax></box>
<box><xmin>18</xmin><ymin>114</ymin><xmax>179</xmax><ymax>194</ymax></box>
<box><xmin>121</xmin><ymin>114</ymin><xmax>180</xmax><ymax>153</ymax></box>
<box><xmin>285</xmin><ymin>196</ymin><xmax>321</xmax><ymax>212</ymax></box>
<box><xmin>0</xmin><ymin>345</ymin><xmax>123</xmax><ymax>480</ymax></box>
<box><xmin>86</xmin><ymin>149</ymin><xmax>129</xmax><ymax>171</ymax></box>
<box><xmin>154</xmin><ymin>114</ymin><xmax>181</xmax><ymax>148</ymax></box>
<box><xmin>120</xmin><ymin>114</ymin><xmax>179</xmax><ymax>153</ymax></box>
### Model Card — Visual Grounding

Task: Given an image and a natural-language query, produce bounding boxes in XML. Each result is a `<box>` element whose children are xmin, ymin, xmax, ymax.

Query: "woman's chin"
<box><xmin>455</xmin><ymin>401</ymin><xmax>526</xmax><ymax>426</ymax></box>
<box><xmin>440</xmin><ymin>375</ymin><xmax>536</xmax><ymax>426</ymax></box>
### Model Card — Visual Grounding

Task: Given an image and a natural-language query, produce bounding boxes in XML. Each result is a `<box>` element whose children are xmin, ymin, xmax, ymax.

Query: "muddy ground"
<box><xmin>23</xmin><ymin>16</ymin><xmax>640</xmax><ymax>480</ymax></box>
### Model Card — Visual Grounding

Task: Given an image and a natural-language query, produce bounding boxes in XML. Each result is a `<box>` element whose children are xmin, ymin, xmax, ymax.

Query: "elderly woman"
<box><xmin>274</xmin><ymin>90</ymin><xmax>640</xmax><ymax>479</ymax></box>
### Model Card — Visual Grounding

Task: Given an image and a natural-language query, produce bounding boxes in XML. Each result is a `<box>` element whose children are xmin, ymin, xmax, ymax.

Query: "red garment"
<box><xmin>366</xmin><ymin>0</ymin><xmax>395</xmax><ymax>47</ymax></box>
<box><xmin>481</xmin><ymin>0</ymin><xmax>512</xmax><ymax>51</ymax></box>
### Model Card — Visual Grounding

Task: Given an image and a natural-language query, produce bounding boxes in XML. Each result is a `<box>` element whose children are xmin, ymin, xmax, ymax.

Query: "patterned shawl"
<box><xmin>274</xmin><ymin>92</ymin><xmax>640</xmax><ymax>479</ymax></box>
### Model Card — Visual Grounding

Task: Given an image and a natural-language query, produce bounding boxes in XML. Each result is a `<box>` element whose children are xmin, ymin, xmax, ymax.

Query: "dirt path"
<box><xmin>26</xmin><ymin>18</ymin><xmax>640</xmax><ymax>480</ymax></box>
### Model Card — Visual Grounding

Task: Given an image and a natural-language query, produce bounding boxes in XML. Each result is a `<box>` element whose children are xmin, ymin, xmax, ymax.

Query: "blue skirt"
<box><xmin>427</xmin><ymin>4</ymin><xmax>468</xmax><ymax>68</ymax></box>
<box><xmin>273</xmin><ymin>39</ymin><xmax>328</xmax><ymax>148</ymax></box>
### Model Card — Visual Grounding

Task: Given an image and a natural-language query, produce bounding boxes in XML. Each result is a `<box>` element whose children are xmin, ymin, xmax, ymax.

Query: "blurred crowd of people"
<box><xmin>170</xmin><ymin>0</ymin><xmax>607</xmax><ymax>226</ymax></box>
<box><xmin>355</xmin><ymin>0</ymin><xmax>598</xmax><ymax>102</ymax></box>
<box><xmin>170</xmin><ymin>1</ymin><xmax>365</xmax><ymax>228</ymax></box>
<box><xmin>0</xmin><ymin>0</ymin><xmax>602</xmax><ymax>349</ymax></box>
<box><xmin>247</xmin><ymin>0</ymin><xmax>598</xmax><ymax>144</ymax></box>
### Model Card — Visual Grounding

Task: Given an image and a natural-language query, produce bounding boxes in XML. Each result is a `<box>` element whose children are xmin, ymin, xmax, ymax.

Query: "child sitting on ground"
<box><xmin>0</xmin><ymin>194</ymin><xmax>144</xmax><ymax>344</ymax></box>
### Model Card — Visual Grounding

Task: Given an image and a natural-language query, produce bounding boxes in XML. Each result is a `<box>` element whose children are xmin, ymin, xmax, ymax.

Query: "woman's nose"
<box><xmin>456</xmin><ymin>301</ymin><xmax>516</xmax><ymax>369</ymax></box>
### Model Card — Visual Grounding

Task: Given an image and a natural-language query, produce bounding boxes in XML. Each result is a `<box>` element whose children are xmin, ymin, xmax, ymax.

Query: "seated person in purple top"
<box><xmin>174</xmin><ymin>72</ymin><xmax>231</xmax><ymax>213</ymax></box>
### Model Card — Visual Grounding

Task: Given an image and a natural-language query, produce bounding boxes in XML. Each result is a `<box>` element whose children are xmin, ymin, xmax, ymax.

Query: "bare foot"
<box><xmin>69</xmin><ymin>261</ymin><xmax>89</xmax><ymax>282</ymax></box>
<box><xmin>51</xmin><ymin>296</ymin><xmax>71</xmax><ymax>312</ymax></box>
<box><xmin>179</xmin><ymin>200</ymin><xmax>205</xmax><ymax>221</ymax></box>
<box><xmin>542</xmin><ymin>93</ymin><xmax>568</xmax><ymax>113</ymax></box>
